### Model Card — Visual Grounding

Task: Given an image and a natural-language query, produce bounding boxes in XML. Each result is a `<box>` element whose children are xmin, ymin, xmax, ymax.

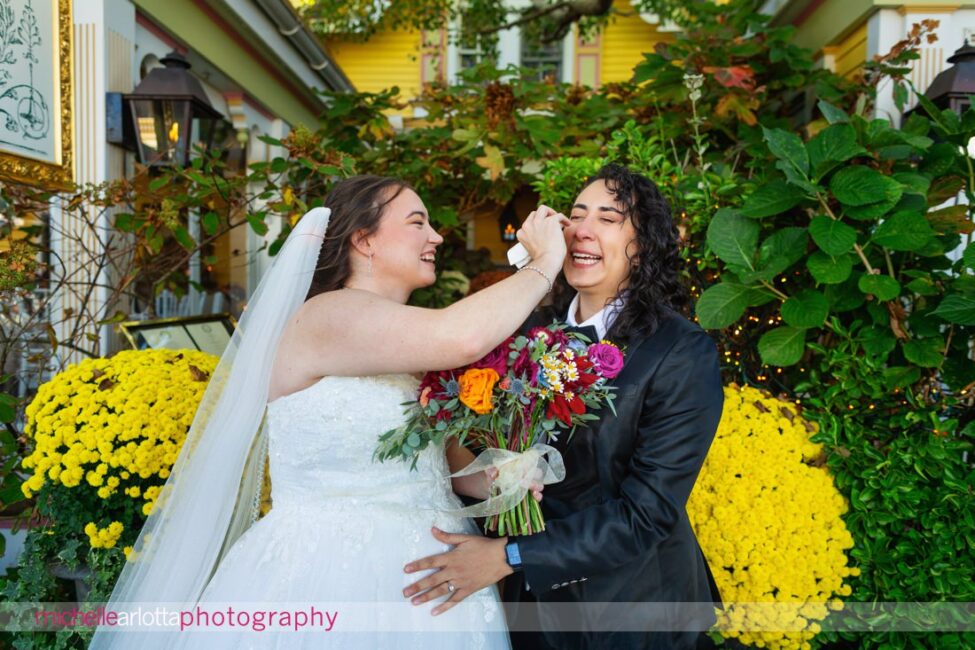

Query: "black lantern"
<box><xmin>124</xmin><ymin>52</ymin><xmax>223</xmax><ymax>168</ymax></box>
<box><xmin>919</xmin><ymin>41</ymin><xmax>975</xmax><ymax>114</ymax></box>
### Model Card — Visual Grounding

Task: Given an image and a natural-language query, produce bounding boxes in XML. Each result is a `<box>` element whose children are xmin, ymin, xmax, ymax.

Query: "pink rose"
<box><xmin>588</xmin><ymin>343</ymin><xmax>624</xmax><ymax>379</ymax></box>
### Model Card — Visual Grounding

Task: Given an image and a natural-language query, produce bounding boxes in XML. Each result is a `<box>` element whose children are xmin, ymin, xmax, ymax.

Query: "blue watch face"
<box><xmin>505</xmin><ymin>541</ymin><xmax>522</xmax><ymax>566</ymax></box>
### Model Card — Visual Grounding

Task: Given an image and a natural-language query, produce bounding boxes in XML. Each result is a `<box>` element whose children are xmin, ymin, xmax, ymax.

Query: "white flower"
<box><xmin>967</xmin><ymin>136</ymin><xmax>975</xmax><ymax>158</ymax></box>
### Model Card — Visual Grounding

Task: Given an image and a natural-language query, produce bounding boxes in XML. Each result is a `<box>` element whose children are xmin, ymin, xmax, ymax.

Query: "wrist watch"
<box><xmin>504</xmin><ymin>539</ymin><xmax>524</xmax><ymax>572</ymax></box>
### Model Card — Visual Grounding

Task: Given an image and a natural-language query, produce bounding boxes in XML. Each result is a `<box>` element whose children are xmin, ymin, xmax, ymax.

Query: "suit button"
<box><xmin>560</xmin><ymin>582</ymin><xmax>569</xmax><ymax>587</ymax></box>
<box><xmin>551</xmin><ymin>584</ymin><xmax>560</xmax><ymax>590</ymax></box>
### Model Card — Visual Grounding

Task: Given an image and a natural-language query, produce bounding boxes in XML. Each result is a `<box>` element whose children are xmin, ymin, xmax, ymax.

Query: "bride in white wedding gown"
<box><xmin>89</xmin><ymin>176</ymin><xmax>567</xmax><ymax>649</ymax></box>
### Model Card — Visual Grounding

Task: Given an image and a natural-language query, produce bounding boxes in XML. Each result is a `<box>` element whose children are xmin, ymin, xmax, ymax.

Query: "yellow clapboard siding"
<box><xmin>600</xmin><ymin>4</ymin><xmax>675</xmax><ymax>84</ymax></box>
<box><xmin>326</xmin><ymin>29</ymin><xmax>423</xmax><ymax>104</ymax></box>
<box><xmin>833</xmin><ymin>22</ymin><xmax>867</xmax><ymax>80</ymax></box>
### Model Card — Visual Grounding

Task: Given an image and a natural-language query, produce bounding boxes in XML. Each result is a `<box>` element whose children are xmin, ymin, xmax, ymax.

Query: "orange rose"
<box><xmin>458</xmin><ymin>368</ymin><xmax>500</xmax><ymax>414</ymax></box>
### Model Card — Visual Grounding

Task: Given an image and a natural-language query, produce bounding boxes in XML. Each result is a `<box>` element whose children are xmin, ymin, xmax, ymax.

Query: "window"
<box><xmin>521</xmin><ymin>37</ymin><xmax>563</xmax><ymax>82</ymax></box>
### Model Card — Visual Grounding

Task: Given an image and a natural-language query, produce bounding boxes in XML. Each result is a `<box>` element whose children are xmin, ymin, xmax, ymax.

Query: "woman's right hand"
<box><xmin>517</xmin><ymin>204</ymin><xmax>569</xmax><ymax>276</ymax></box>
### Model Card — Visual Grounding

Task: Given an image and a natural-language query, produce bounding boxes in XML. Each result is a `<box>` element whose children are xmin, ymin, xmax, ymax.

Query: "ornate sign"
<box><xmin>0</xmin><ymin>0</ymin><xmax>72</xmax><ymax>188</ymax></box>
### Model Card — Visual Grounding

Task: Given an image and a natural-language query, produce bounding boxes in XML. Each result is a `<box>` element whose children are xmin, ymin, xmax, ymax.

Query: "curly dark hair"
<box><xmin>305</xmin><ymin>175</ymin><xmax>413</xmax><ymax>301</ymax></box>
<box><xmin>551</xmin><ymin>163</ymin><xmax>688</xmax><ymax>341</ymax></box>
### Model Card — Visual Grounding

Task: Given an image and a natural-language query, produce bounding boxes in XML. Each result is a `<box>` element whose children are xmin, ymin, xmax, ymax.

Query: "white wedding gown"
<box><xmin>173</xmin><ymin>374</ymin><xmax>511</xmax><ymax>649</ymax></box>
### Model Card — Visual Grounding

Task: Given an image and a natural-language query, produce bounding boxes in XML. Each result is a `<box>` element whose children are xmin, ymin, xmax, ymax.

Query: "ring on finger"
<box><xmin>447</xmin><ymin>581</ymin><xmax>456</xmax><ymax>593</ymax></box>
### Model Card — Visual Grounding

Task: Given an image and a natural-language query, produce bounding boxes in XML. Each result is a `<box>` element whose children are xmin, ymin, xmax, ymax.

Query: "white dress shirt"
<box><xmin>565</xmin><ymin>292</ymin><xmax>626</xmax><ymax>340</ymax></box>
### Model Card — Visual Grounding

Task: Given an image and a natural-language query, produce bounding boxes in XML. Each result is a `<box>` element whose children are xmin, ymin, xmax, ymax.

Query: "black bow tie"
<box><xmin>564</xmin><ymin>324</ymin><xmax>599</xmax><ymax>342</ymax></box>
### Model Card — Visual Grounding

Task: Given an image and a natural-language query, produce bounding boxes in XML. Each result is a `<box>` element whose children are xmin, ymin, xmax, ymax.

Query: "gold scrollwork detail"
<box><xmin>0</xmin><ymin>0</ymin><xmax>73</xmax><ymax>190</ymax></box>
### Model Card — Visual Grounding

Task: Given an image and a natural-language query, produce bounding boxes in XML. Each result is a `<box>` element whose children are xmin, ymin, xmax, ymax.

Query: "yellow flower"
<box><xmin>687</xmin><ymin>385</ymin><xmax>856</xmax><ymax>650</ymax></box>
<box><xmin>20</xmin><ymin>349</ymin><xmax>218</xmax><ymax>551</ymax></box>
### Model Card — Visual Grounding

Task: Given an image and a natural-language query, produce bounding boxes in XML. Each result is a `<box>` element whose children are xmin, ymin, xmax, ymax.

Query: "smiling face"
<box><xmin>367</xmin><ymin>187</ymin><xmax>443</xmax><ymax>293</ymax></box>
<box><xmin>563</xmin><ymin>179</ymin><xmax>639</xmax><ymax>306</ymax></box>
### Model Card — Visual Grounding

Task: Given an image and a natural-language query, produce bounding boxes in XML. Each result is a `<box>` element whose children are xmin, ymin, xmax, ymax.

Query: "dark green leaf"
<box><xmin>830</xmin><ymin>165</ymin><xmax>902</xmax><ymax>208</ymax></box>
<box><xmin>741</xmin><ymin>181</ymin><xmax>804</xmax><ymax>218</ymax></box>
<box><xmin>706</xmin><ymin>209</ymin><xmax>758</xmax><ymax>270</ymax></box>
<box><xmin>807</xmin><ymin>123</ymin><xmax>866</xmax><ymax>179</ymax></box>
<box><xmin>809</xmin><ymin>216</ymin><xmax>857</xmax><ymax>256</ymax></box>
<box><xmin>902</xmin><ymin>337</ymin><xmax>945</xmax><ymax>368</ymax></box>
<box><xmin>172</xmin><ymin>226</ymin><xmax>196</xmax><ymax>250</ymax></box>
<box><xmin>825</xmin><ymin>275</ymin><xmax>865</xmax><ymax>312</ymax></box>
<box><xmin>763</xmin><ymin>127</ymin><xmax>809</xmax><ymax>175</ymax></box>
<box><xmin>906</xmin><ymin>277</ymin><xmax>939</xmax><ymax>296</ymax></box>
<box><xmin>818</xmin><ymin>100</ymin><xmax>849</xmax><ymax>124</ymax></box>
<box><xmin>892</xmin><ymin>172</ymin><xmax>930</xmax><ymax>197</ymax></box>
<box><xmin>246</xmin><ymin>214</ymin><xmax>269</xmax><ymax>236</ymax></box>
<box><xmin>920</xmin><ymin>143</ymin><xmax>960</xmax><ymax>177</ymax></box>
<box><xmin>860</xmin><ymin>328</ymin><xmax>896</xmax><ymax>358</ymax></box>
<box><xmin>808</xmin><ymin>252</ymin><xmax>854</xmax><ymax>284</ymax></box>
<box><xmin>201</xmin><ymin>211</ymin><xmax>220</xmax><ymax>236</ymax></box>
<box><xmin>751</xmin><ymin>227</ymin><xmax>809</xmax><ymax>279</ymax></box>
<box><xmin>845</xmin><ymin>192</ymin><xmax>902</xmax><ymax>220</ymax></box>
<box><xmin>695</xmin><ymin>283</ymin><xmax>751</xmax><ymax>329</ymax></box>
<box><xmin>758</xmin><ymin>326</ymin><xmax>806</xmax><ymax>366</ymax></box>
<box><xmin>962</xmin><ymin>242</ymin><xmax>975</xmax><ymax>269</ymax></box>
<box><xmin>148</xmin><ymin>176</ymin><xmax>170</xmax><ymax>191</ymax></box>
<box><xmin>858</xmin><ymin>274</ymin><xmax>901</xmax><ymax>301</ymax></box>
<box><xmin>872</xmin><ymin>211</ymin><xmax>935</xmax><ymax>252</ymax></box>
<box><xmin>781</xmin><ymin>290</ymin><xmax>829</xmax><ymax>328</ymax></box>
<box><xmin>114</xmin><ymin>213</ymin><xmax>135</xmax><ymax>232</ymax></box>
<box><xmin>883</xmin><ymin>366</ymin><xmax>921</xmax><ymax>389</ymax></box>
<box><xmin>776</xmin><ymin>161</ymin><xmax>820</xmax><ymax>194</ymax></box>
<box><xmin>930</xmin><ymin>295</ymin><xmax>975</xmax><ymax>325</ymax></box>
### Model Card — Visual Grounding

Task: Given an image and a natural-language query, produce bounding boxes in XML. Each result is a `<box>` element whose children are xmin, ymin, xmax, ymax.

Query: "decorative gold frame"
<box><xmin>0</xmin><ymin>0</ymin><xmax>73</xmax><ymax>189</ymax></box>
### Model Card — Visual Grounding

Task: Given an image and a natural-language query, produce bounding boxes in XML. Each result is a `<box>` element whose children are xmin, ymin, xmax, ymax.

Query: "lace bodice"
<box><xmin>265</xmin><ymin>374</ymin><xmax>454</xmax><ymax>512</ymax></box>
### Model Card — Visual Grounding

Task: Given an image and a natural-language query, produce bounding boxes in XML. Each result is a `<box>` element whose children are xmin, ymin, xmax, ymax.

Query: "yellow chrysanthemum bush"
<box><xmin>687</xmin><ymin>385</ymin><xmax>859</xmax><ymax>650</ymax></box>
<box><xmin>9</xmin><ymin>349</ymin><xmax>217</xmax><ymax>609</ymax></box>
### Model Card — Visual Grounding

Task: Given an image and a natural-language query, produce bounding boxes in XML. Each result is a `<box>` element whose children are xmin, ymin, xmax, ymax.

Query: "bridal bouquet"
<box><xmin>376</xmin><ymin>323</ymin><xmax>623</xmax><ymax>535</ymax></box>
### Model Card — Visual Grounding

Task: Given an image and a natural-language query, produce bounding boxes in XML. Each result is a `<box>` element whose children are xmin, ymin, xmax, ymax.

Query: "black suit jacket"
<box><xmin>504</xmin><ymin>307</ymin><xmax>724</xmax><ymax>650</ymax></box>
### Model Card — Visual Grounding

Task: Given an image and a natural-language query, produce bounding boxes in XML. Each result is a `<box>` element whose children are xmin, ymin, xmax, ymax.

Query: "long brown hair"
<box><xmin>305</xmin><ymin>175</ymin><xmax>413</xmax><ymax>300</ymax></box>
